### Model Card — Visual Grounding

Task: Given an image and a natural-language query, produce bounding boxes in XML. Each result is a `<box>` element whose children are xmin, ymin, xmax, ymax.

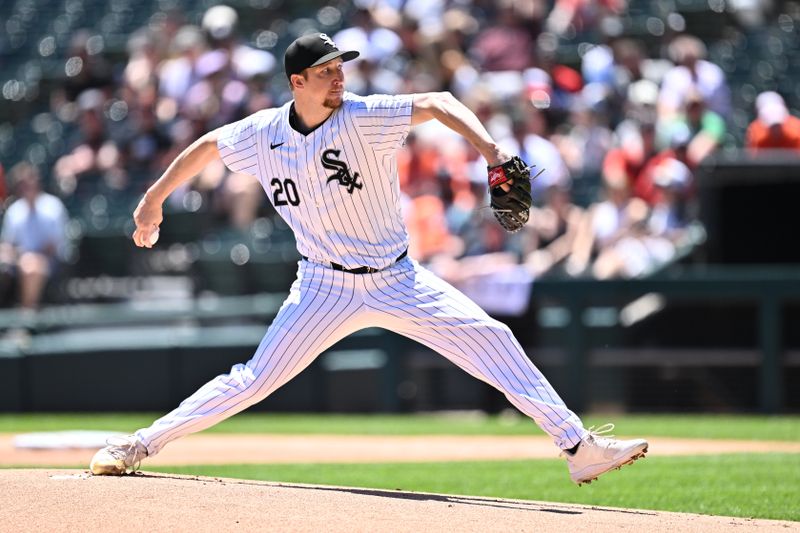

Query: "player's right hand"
<box><xmin>132</xmin><ymin>194</ymin><xmax>164</xmax><ymax>249</ymax></box>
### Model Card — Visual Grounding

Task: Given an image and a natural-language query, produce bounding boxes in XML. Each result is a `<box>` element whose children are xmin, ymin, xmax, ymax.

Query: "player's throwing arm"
<box><xmin>131</xmin><ymin>131</ymin><xmax>222</xmax><ymax>249</ymax></box>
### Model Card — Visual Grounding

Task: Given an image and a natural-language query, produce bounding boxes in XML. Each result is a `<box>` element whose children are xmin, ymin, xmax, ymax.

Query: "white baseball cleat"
<box><xmin>562</xmin><ymin>424</ymin><xmax>648</xmax><ymax>485</ymax></box>
<box><xmin>90</xmin><ymin>436</ymin><xmax>148</xmax><ymax>475</ymax></box>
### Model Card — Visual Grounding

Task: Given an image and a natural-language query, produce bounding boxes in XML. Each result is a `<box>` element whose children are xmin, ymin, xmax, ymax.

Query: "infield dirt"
<box><xmin>1</xmin><ymin>469</ymin><xmax>797</xmax><ymax>533</ymax></box>
<box><xmin>2</xmin><ymin>433</ymin><xmax>798</xmax><ymax>467</ymax></box>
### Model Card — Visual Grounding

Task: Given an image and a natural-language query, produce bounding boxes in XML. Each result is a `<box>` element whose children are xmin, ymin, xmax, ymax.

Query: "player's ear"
<box><xmin>290</xmin><ymin>73</ymin><xmax>305</xmax><ymax>91</ymax></box>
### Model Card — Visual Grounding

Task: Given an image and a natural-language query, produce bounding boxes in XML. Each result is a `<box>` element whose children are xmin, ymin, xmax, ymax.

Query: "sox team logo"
<box><xmin>319</xmin><ymin>33</ymin><xmax>336</xmax><ymax>48</ymax></box>
<box><xmin>321</xmin><ymin>149</ymin><xmax>363</xmax><ymax>194</ymax></box>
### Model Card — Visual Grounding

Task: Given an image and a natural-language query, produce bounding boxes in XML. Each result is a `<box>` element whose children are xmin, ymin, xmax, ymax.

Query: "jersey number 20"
<box><xmin>271</xmin><ymin>178</ymin><xmax>300</xmax><ymax>206</ymax></box>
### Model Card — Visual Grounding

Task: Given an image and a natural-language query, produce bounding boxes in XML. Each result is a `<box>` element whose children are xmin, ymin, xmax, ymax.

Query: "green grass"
<box><xmin>155</xmin><ymin>454</ymin><xmax>800</xmax><ymax>521</ymax></box>
<box><xmin>1</xmin><ymin>413</ymin><xmax>799</xmax><ymax>441</ymax></box>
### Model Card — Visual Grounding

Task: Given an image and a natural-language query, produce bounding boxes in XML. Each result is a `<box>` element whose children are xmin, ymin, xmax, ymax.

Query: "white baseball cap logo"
<box><xmin>319</xmin><ymin>33</ymin><xmax>336</xmax><ymax>48</ymax></box>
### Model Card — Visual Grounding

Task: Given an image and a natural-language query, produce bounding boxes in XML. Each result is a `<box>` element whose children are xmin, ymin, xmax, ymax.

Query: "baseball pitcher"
<box><xmin>91</xmin><ymin>32</ymin><xmax>647</xmax><ymax>485</ymax></box>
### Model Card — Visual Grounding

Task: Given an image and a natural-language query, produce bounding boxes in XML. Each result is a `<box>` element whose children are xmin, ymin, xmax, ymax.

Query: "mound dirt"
<box><xmin>0</xmin><ymin>469</ymin><xmax>795</xmax><ymax>533</ymax></box>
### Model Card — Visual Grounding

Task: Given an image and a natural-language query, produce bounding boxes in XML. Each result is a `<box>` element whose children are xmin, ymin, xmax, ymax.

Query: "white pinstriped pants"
<box><xmin>136</xmin><ymin>258</ymin><xmax>587</xmax><ymax>454</ymax></box>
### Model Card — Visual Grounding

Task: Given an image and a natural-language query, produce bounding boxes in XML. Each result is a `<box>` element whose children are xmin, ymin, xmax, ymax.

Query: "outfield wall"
<box><xmin>1</xmin><ymin>275</ymin><xmax>798</xmax><ymax>414</ymax></box>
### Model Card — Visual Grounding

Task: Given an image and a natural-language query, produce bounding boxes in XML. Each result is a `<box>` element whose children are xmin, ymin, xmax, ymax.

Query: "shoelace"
<box><xmin>586</xmin><ymin>423</ymin><xmax>616</xmax><ymax>439</ymax></box>
<box><xmin>560</xmin><ymin>423</ymin><xmax>617</xmax><ymax>458</ymax></box>
<box><xmin>104</xmin><ymin>436</ymin><xmax>145</xmax><ymax>472</ymax></box>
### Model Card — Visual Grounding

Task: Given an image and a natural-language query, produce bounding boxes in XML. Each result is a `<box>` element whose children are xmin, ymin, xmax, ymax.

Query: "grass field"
<box><xmin>2</xmin><ymin>413</ymin><xmax>799</xmax><ymax>521</ymax></box>
<box><xmin>158</xmin><ymin>455</ymin><xmax>800</xmax><ymax>521</ymax></box>
<box><xmin>1</xmin><ymin>412</ymin><xmax>799</xmax><ymax>440</ymax></box>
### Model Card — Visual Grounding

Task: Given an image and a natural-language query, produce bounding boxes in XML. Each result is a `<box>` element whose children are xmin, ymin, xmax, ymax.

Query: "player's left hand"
<box><xmin>487</xmin><ymin>156</ymin><xmax>533</xmax><ymax>233</ymax></box>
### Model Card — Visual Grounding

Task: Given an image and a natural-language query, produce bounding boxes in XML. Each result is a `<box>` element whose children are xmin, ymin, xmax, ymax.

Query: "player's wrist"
<box><xmin>483</xmin><ymin>144</ymin><xmax>509</xmax><ymax>168</ymax></box>
<box><xmin>143</xmin><ymin>188</ymin><xmax>166</xmax><ymax>206</ymax></box>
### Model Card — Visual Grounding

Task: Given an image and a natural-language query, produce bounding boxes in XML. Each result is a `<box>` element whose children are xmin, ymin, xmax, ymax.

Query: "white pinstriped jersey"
<box><xmin>136</xmin><ymin>93</ymin><xmax>591</xmax><ymax>461</ymax></box>
<box><xmin>217</xmin><ymin>92</ymin><xmax>413</xmax><ymax>270</ymax></box>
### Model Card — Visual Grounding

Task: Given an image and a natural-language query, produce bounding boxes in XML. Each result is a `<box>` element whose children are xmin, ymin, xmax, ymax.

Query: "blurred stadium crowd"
<box><xmin>0</xmin><ymin>0</ymin><xmax>799</xmax><ymax>313</ymax></box>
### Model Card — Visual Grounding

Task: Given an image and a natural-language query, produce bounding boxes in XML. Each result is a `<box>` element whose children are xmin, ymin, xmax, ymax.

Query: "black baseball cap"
<box><xmin>284</xmin><ymin>32</ymin><xmax>359</xmax><ymax>79</ymax></box>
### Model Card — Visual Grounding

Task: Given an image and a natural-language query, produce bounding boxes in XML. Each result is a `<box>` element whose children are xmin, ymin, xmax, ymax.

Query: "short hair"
<box><xmin>8</xmin><ymin>161</ymin><xmax>40</xmax><ymax>190</ymax></box>
<box><xmin>668</xmin><ymin>35</ymin><xmax>707</xmax><ymax>64</ymax></box>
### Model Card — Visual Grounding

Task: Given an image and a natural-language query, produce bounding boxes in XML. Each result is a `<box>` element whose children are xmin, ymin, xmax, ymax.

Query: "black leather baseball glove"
<box><xmin>488</xmin><ymin>156</ymin><xmax>533</xmax><ymax>233</ymax></box>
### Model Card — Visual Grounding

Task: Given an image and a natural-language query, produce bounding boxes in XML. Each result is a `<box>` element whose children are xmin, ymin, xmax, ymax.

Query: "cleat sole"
<box><xmin>90</xmin><ymin>464</ymin><xmax>127</xmax><ymax>476</ymax></box>
<box><xmin>575</xmin><ymin>446</ymin><xmax>648</xmax><ymax>486</ymax></box>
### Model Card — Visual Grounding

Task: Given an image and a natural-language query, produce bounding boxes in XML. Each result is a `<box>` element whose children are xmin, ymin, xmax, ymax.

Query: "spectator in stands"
<box><xmin>546</xmin><ymin>0</ymin><xmax>627</xmax><ymax>36</ymax></box>
<box><xmin>611</xmin><ymin>38</ymin><xmax>648</xmax><ymax>91</ymax></box>
<box><xmin>552</xmin><ymin>83</ymin><xmax>614</xmax><ymax>199</ymax></box>
<box><xmin>623</xmin><ymin>78</ymin><xmax>659</xmax><ymax>124</ymax></box>
<box><xmin>53</xmin><ymin>30</ymin><xmax>114</xmax><ymax>105</ymax></box>
<box><xmin>405</xmin><ymin>194</ymin><xmax>459</xmax><ymax>263</ymax></box>
<box><xmin>647</xmin><ymin>158</ymin><xmax>695</xmax><ymax>242</ymax></box>
<box><xmin>589</xmin><ymin>158</ymin><xmax>697</xmax><ymax>279</ymax></box>
<box><xmin>333</xmin><ymin>7</ymin><xmax>404</xmax><ymax>96</ymax></box>
<box><xmin>581</xmin><ymin>31</ymin><xmax>673</xmax><ymax>130</ymax></box>
<box><xmin>510</xmin><ymin>106</ymin><xmax>571</xmax><ymax>201</ymax></box>
<box><xmin>430</xmin><ymin>207</ymin><xmax>527</xmax><ymax>314</ymax></box>
<box><xmin>123</xmin><ymin>28</ymin><xmax>162</xmax><ymax>97</ymax></box>
<box><xmin>0</xmin><ymin>163</ymin><xmax>68</xmax><ymax>310</ymax></box>
<box><xmin>658</xmin><ymin>35</ymin><xmax>730</xmax><ymax>120</ymax></box>
<box><xmin>459</xmin><ymin>207</ymin><xmax>519</xmax><ymax>259</ymax></box>
<box><xmin>183</xmin><ymin>49</ymin><xmax>237</xmax><ymax>128</ymax></box>
<box><xmin>468</xmin><ymin>0</ymin><xmax>536</xmax><ymax>72</ymax></box>
<box><xmin>524</xmin><ymin>181</ymin><xmax>584</xmax><ymax>277</ymax></box>
<box><xmin>53</xmin><ymin>89</ymin><xmax>118</xmax><ymax>201</ymax></box>
<box><xmin>397</xmin><ymin>130</ymin><xmax>441</xmax><ymax>197</ymax></box>
<box><xmin>658</xmin><ymin>89</ymin><xmax>726</xmax><ymax>166</ymax></box>
<box><xmin>635</xmin><ymin>123</ymin><xmax>693</xmax><ymax>205</ymax></box>
<box><xmin>117</xmin><ymin>106</ymin><xmax>172</xmax><ymax>178</ymax></box>
<box><xmin>445</xmin><ymin>179</ymin><xmax>484</xmax><ymax>237</ymax></box>
<box><xmin>201</xmin><ymin>4</ymin><xmax>276</xmax><ymax>85</ymax></box>
<box><xmin>565</xmin><ymin>171</ymin><xmax>649</xmax><ymax>278</ymax></box>
<box><xmin>603</xmin><ymin>115</ymin><xmax>658</xmax><ymax>200</ymax></box>
<box><xmin>436</xmin><ymin>8</ymin><xmax>481</xmax><ymax>97</ymax></box>
<box><xmin>158</xmin><ymin>25</ymin><xmax>207</xmax><ymax>110</ymax></box>
<box><xmin>745</xmin><ymin>91</ymin><xmax>800</xmax><ymax>152</ymax></box>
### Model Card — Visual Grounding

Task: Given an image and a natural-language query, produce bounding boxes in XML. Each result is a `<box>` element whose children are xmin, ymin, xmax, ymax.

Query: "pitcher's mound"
<box><xmin>0</xmin><ymin>469</ymin><xmax>793</xmax><ymax>532</ymax></box>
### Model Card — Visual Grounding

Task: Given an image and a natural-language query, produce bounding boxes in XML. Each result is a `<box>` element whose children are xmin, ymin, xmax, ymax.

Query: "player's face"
<box><xmin>306</xmin><ymin>58</ymin><xmax>345</xmax><ymax>109</ymax></box>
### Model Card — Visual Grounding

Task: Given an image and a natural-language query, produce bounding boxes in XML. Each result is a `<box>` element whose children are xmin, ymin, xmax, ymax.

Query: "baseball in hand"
<box><xmin>149</xmin><ymin>229</ymin><xmax>160</xmax><ymax>246</ymax></box>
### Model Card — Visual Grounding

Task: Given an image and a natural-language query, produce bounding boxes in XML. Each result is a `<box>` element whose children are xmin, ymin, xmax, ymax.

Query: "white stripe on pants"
<box><xmin>136</xmin><ymin>258</ymin><xmax>586</xmax><ymax>455</ymax></box>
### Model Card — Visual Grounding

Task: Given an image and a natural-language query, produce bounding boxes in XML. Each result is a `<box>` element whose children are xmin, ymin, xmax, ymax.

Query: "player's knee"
<box><xmin>227</xmin><ymin>363</ymin><xmax>259</xmax><ymax>388</ymax></box>
<box><xmin>487</xmin><ymin>318</ymin><xmax>513</xmax><ymax>335</ymax></box>
<box><xmin>18</xmin><ymin>252</ymin><xmax>50</xmax><ymax>276</ymax></box>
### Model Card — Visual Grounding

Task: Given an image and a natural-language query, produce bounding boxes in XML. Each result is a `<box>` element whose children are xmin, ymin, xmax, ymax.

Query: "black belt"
<box><xmin>302</xmin><ymin>250</ymin><xmax>407</xmax><ymax>274</ymax></box>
